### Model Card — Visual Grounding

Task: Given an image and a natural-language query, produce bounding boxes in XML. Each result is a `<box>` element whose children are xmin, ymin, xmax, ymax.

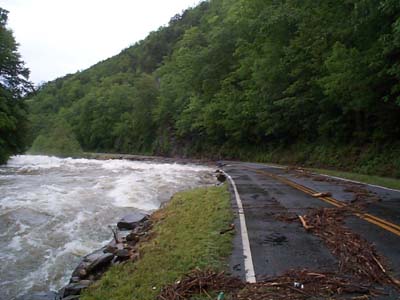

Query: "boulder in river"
<box><xmin>117</xmin><ymin>213</ymin><xmax>147</xmax><ymax>230</ymax></box>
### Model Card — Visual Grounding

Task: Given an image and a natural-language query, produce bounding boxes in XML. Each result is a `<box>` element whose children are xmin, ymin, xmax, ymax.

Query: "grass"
<box><xmin>81</xmin><ymin>184</ymin><xmax>233</xmax><ymax>300</ymax></box>
<box><xmin>309</xmin><ymin>168</ymin><xmax>400</xmax><ymax>190</ymax></box>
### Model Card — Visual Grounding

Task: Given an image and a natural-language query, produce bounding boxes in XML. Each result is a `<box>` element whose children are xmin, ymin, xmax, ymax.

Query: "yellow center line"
<box><xmin>245</xmin><ymin>166</ymin><xmax>400</xmax><ymax>237</ymax></box>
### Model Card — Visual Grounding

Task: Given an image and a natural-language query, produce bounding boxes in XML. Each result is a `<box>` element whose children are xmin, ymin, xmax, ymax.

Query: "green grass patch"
<box><xmin>81</xmin><ymin>184</ymin><xmax>233</xmax><ymax>300</ymax></box>
<box><xmin>309</xmin><ymin>168</ymin><xmax>400</xmax><ymax>190</ymax></box>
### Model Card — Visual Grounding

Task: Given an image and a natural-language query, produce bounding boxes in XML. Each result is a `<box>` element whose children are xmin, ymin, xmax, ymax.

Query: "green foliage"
<box><xmin>0</xmin><ymin>7</ymin><xmax>32</xmax><ymax>164</ymax></box>
<box><xmin>29</xmin><ymin>119</ymin><xmax>82</xmax><ymax>157</ymax></box>
<box><xmin>27</xmin><ymin>0</ymin><xmax>400</xmax><ymax>176</ymax></box>
<box><xmin>82</xmin><ymin>184</ymin><xmax>233</xmax><ymax>300</ymax></box>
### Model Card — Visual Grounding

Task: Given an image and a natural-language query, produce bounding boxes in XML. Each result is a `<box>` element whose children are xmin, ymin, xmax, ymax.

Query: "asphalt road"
<box><xmin>222</xmin><ymin>161</ymin><xmax>400</xmax><ymax>298</ymax></box>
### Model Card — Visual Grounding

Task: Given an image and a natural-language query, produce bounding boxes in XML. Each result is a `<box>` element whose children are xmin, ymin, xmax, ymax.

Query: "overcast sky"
<box><xmin>2</xmin><ymin>0</ymin><xmax>200</xmax><ymax>84</ymax></box>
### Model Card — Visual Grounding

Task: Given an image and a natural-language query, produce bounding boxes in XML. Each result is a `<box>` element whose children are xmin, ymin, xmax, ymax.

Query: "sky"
<box><xmin>2</xmin><ymin>0</ymin><xmax>200</xmax><ymax>85</ymax></box>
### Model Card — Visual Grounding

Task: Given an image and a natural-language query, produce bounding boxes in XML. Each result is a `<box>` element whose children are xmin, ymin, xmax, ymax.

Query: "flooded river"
<box><xmin>0</xmin><ymin>155</ymin><xmax>214</xmax><ymax>299</ymax></box>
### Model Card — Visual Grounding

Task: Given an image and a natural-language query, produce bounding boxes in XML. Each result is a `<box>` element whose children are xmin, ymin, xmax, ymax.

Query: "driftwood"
<box><xmin>311</xmin><ymin>192</ymin><xmax>332</xmax><ymax>197</ymax></box>
<box><xmin>294</xmin><ymin>207</ymin><xmax>398</xmax><ymax>287</ymax></box>
<box><xmin>298</xmin><ymin>215</ymin><xmax>313</xmax><ymax>230</ymax></box>
<box><xmin>158</xmin><ymin>269</ymin><xmax>381</xmax><ymax>300</ymax></box>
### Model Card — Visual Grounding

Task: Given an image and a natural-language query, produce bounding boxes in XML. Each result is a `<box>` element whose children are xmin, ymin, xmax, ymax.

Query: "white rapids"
<box><xmin>0</xmin><ymin>155</ymin><xmax>215</xmax><ymax>299</ymax></box>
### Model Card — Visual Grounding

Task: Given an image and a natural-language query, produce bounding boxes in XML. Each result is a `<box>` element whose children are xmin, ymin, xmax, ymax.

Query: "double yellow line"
<box><xmin>247</xmin><ymin>167</ymin><xmax>400</xmax><ymax>237</ymax></box>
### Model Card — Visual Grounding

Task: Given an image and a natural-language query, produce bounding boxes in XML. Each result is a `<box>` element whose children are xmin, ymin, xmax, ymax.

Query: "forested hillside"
<box><xmin>28</xmin><ymin>0</ymin><xmax>400</xmax><ymax>177</ymax></box>
<box><xmin>0</xmin><ymin>8</ymin><xmax>32</xmax><ymax>164</ymax></box>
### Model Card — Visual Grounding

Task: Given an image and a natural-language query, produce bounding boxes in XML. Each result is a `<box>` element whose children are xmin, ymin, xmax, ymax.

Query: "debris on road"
<box><xmin>298</xmin><ymin>215</ymin><xmax>313</xmax><ymax>230</ymax></box>
<box><xmin>344</xmin><ymin>186</ymin><xmax>381</xmax><ymax>205</ymax></box>
<box><xmin>289</xmin><ymin>168</ymin><xmax>381</xmax><ymax>205</ymax></box>
<box><xmin>298</xmin><ymin>207</ymin><xmax>397</xmax><ymax>286</ymax></box>
<box><xmin>157</xmin><ymin>269</ymin><xmax>244</xmax><ymax>300</ymax></box>
<box><xmin>158</xmin><ymin>269</ymin><xmax>382</xmax><ymax>300</ymax></box>
<box><xmin>311</xmin><ymin>192</ymin><xmax>332</xmax><ymax>197</ymax></box>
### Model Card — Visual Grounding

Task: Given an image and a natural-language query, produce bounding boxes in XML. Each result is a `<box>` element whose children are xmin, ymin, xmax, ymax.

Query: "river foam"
<box><xmin>0</xmin><ymin>155</ymin><xmax>215</xmax><ymax>299</ymax></box>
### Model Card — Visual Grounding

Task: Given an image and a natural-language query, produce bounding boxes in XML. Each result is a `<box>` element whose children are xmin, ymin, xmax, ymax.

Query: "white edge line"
<box><xmin>227</xmin><ymin>161</ymin><xmax>399</xmax><ymax>193</ymax></box>
<box><xmin>236</xmin><ymin>162</ymin><xmax>400</xmax><ymax>193</ymax></box>
<box><xmin>318</xmin><ymin>173</ymin><xmax>400</xmax><ymax>193</ymax></box>
<box><xmin>222</xmin><ymin>171</ymin><xmax>256</xmax><ymax>283</ymax></box>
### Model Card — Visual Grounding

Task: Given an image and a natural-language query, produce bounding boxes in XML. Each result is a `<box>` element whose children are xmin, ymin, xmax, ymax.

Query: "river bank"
<box><xmin>16</xmin><ymin>182</ymin><xmax>232</xmax><ymax>300</ymax></box>
<box><xmin>1</xmin><ymin>155</ymin><xmax>217</xmax><ymax>300</ymax></box>
<box><xmin>85</xmin><ymin>153</ymin><xmax>215</xmax><ymax>166</ymax></box>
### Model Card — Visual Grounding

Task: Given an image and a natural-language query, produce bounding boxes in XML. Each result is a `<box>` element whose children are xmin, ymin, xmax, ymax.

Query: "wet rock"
<box><xmin>71</xmin><ymin>264</ymin><xmax>86</xmax><ymax>279</ymax></box>
<box><xmin>104</xmin><ymin>244</ymin><xmax>118</xmax><ymax>254</ymax></box>
<box><xmin>215</xmin><ymin>170</ymin><xmax>226</xmax><ymax>182</ymax></box>
<box><xmin>115</xmin><ymin>249</ymin><xmax>130</xmax><ymax>259</ymax></box>
<box><xmin>62</xmin><ymin>281</ymin><xmax>90</xmax><ymax>297</ymax></box>
<box><xmin>78</xmin><ymin>280</ymin><xmax>92</xmax><ymax>286</ymax></box>
<box><xmin>104</xmin><ymin>240</ymin><xmax>118</xmax><ymax>254</ymax></box>
<box><xmin>117</xmin><ymin>213</ymin><xmax>147</xmax><ymax>230</ymax></box>
<box><xmin>86</xmin><ymin>253</ymin><xmax>114</xmax><ymax>273</ymax></box>
<box><xmin>116</xmin><ymin>230</ymin><xmax>131</xmax><ymax>240</ymax></box>
<box><xmin>111</xmin><ymin>255</ymin><xmax>120</xmax><ymax>265</ymax></box>
<box><xmin>69</xmin><ymin>276</ymin><xmax>80</xmax><ymax>283</ymax></box>
<box><xmin>78</xmin><ymin>269</ymin><xmax>87</xmax><ymax>278</ymax></box>
<box><xmin>15</xmin><ymin>292</ymin><xmax>60</xmax><ymax>300</ymax></box>
<box><xmin>83</xmin><ymin>248</ymin><xmax>107</xmax><ymax>262</ymax></box>
<box><xmin>72</xmin><ymin>248</ymin><xmax>114</xmax><ymax>279</ymax></box>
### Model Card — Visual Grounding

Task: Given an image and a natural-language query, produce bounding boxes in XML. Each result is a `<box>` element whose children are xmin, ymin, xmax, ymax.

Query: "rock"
<box><xmin>126</xmin><ymin>232</ymin><xmax>140</xmax><ymax>243</ymax></box>
<box><xmin>71</xmin><ymin>265</ymin><xmax>87</xmax><ymax>279</ymax></box>
<box><xmin>78</xmin><ymin>269</ymin><xmax>87</xmax><ymax>278</ymax></box>
<box><xmin>83</xmin><ymin>248</ymin><xmax>107</xmax><ymax>262</ymax></box>
<box><xmin>117</xmin><ymin>213</ymin><xmax>147</xmax><ymax>230</ymax></box>
<box><xmin>104</xmin><ymin>244</ymin><xmax>118</xmax><ymax>254</ymax></box>
<box><xmin>62</xmin><ymin>281</ymin><xmax>90</xmax><ymax>297</ymax></box>
<box><xmin>15</xmin><ymin>292</ymin><xmax>60</xmax><ymax>300</ymax></box>
<box><xmin>72</xmin><ymin>249</ymin><xmax>114</xmax><ymax>278</ymax></box>
<box><xmin>69</xmin><ymin>276</ymin><xmax>80</xmax><ymax>283</ymax></box>
<box><xmin>115</xmin><ymin>249</ymin><xmax>130</xmax><ymax>259</ymax></box>
<box><xmin>111</xmin><ymin>256</ymin><xmax>120</xmax><ymax>265</ymax></box>
<box><xmin>104</xmin><ymin>240</ymin><xmax>119</xmax><ymax>254</ymax></box>
<box><xmin>116</xmin><ymin>230</ymin><xmax>132</xmax><ymax>240</ymax></box>
<box><xmin>86</xmin><ymin>253</ymin><xmax>114</xmax><ymax>273</ymax></box>
<box><xmin>216</xmin><ymin>172</ymin><xmax>226</xmax><ymax>182</ymax></box>
<box><xmin>142</xmin><ymin>219</ymin><xmax>152</xmax><ymax>229</ymax></box>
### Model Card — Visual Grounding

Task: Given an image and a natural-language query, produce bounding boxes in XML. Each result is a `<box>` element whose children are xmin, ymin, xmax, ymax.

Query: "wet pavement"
<box><xmin>222</xmin><ymin>162</ymin><xmax>400</xmax><ymax>295</ymax></box>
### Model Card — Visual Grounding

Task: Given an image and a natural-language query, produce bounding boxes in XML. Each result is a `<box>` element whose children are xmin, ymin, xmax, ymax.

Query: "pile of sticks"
<box><xmin>157</xmin><ymin>269</ymin><xmax>244</xmax><ymax>300</ymax></box>
<box><xmin>158</xmin><ymin>269</ymin><xmax>379</xmax><ymax>300</ymax></box>
<box><xmin>239</xmin><ymin>269</ymin><xmax>380</xmax><ymax>300</ymax></box>
<box><xmin>343</xmin><ymin>186</ymin><xmax>381</xmax><ymax>205</ymax></box>
<box><xmin>298</xmin><ymin>207</ymin><xmax>398</xmax><ymax>286</ymax></box>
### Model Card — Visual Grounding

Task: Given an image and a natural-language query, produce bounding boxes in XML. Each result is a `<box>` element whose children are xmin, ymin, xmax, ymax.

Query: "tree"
<box><xmin>0</xmin><ymin>7</ymin><xmax>32</xmax><ymax>163</ymax></box>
